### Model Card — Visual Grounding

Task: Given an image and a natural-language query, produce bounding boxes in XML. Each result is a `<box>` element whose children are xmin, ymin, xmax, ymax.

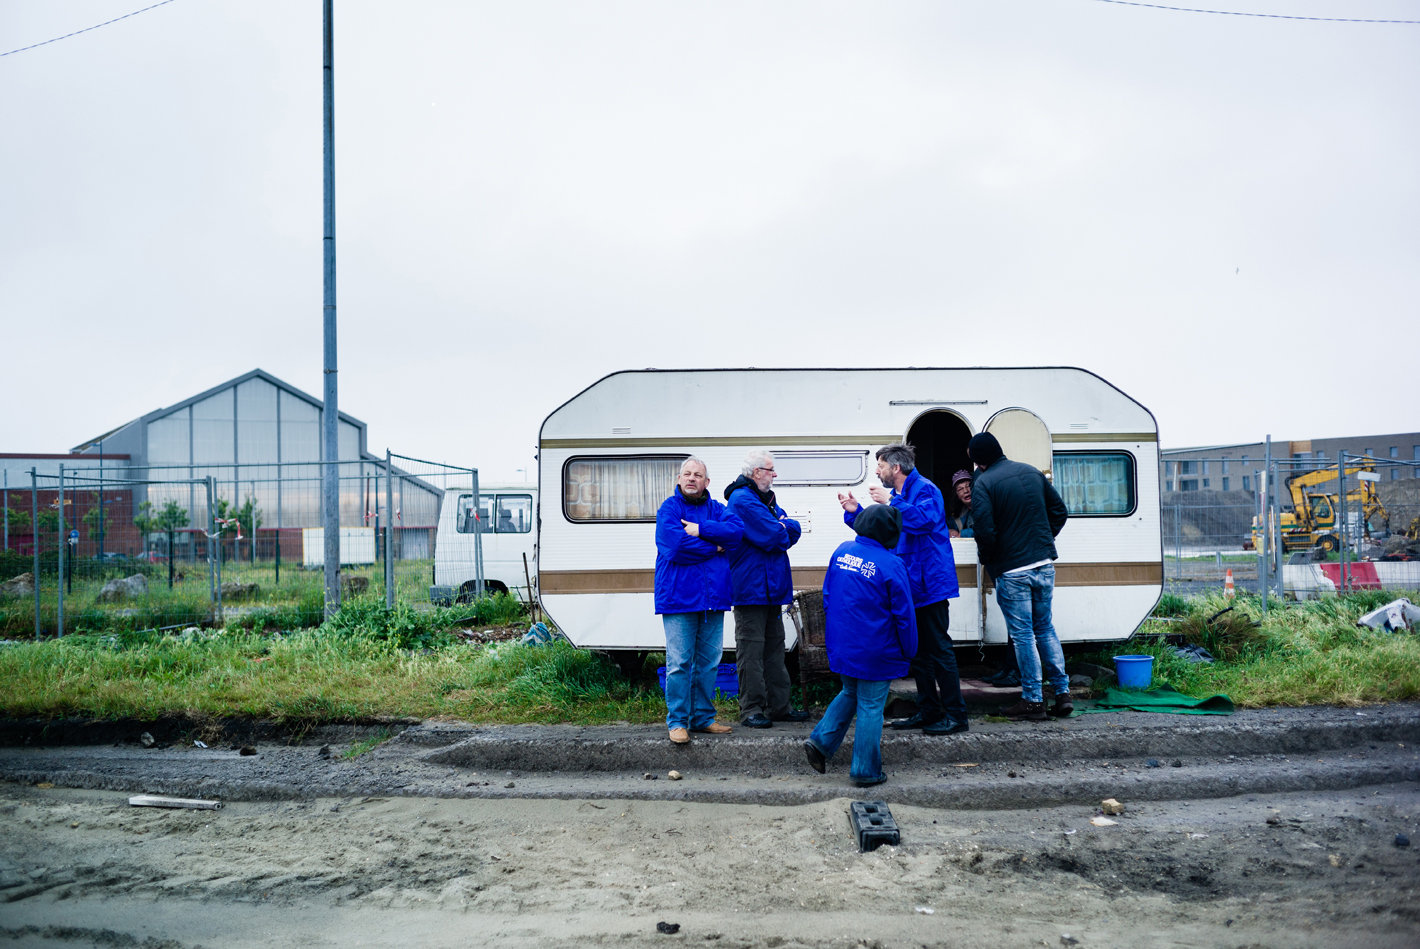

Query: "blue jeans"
<box><xmin>807</xmin><ymin>676</ymin><xmax>892</xmax><ymax>784</ymax></box>
<box><xmin>995</xmin><ymin>563</ymin><xmax>1068</xmax><ymax>703</ymax></box>
<box><xmin>662</xmin><ymin>611</ymin><xmax>724</xmax><ymax>731</ymax></box>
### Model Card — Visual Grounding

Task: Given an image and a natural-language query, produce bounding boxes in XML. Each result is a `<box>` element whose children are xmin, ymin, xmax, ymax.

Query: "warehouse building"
<box><xmin>59</xmin><ymin>369</ymin><xmax>442</xmax><ymax>560</ymax></box>
<box><xmin>1161</xmin><ymin>432</ymin><xmax>1420</xmax><ymax>494</ymax></box>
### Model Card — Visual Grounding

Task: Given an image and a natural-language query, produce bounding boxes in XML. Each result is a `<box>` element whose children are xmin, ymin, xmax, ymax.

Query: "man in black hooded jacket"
<box><xmin>968</xmin><ymin>432</ymin><xmax>1072</xmax><ymax>721</ymax></box>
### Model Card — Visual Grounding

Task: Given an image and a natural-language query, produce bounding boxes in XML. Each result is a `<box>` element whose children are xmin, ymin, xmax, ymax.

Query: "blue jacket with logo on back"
<box><xmin>824</xmin><ymin>508</ymin><xmax>918</xmax><ymax>681</ymax></box>
<box><xmin>654</xmin><ymin>487</ymin><xmax>745</xmax><ymax>614</ymax></box>
<box><xmin>843</xmin><ymin>467</ymin><xmax>959</xmax><ymax>607</ymax></box>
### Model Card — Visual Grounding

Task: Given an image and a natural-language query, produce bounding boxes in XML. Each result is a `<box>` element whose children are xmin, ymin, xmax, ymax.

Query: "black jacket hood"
<box><xmin>724</xmin><ymin>474</ymin><xmax>776</xmax><ymax>508</ymax></box>
<box><xmin>852</xmin><ymin>503</ymin><xmax>902</xmax><ymax>549</ymax></box>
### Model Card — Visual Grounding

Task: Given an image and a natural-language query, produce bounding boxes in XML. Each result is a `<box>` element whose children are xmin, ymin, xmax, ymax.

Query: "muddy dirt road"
<box><xmin>2</xmin><ymin>782</ymin><xmax>1417</xmax><ymax>948</ymax></box>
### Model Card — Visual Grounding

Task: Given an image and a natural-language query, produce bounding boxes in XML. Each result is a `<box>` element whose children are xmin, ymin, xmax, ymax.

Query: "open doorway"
<box><xmin>904</xmin><ymin>410</ymin><xmax>973</xmax><ymax>498</ymax></box>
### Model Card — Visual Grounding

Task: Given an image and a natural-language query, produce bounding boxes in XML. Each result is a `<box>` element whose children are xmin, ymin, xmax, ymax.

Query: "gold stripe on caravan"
<box><xmin>540</xmin><ymin>435</ymin><xmax>901</xmax><ymax>450</ymax></box>
<box><xmin>1051</xmin><ymin>433</ymin><xmax>1157</xmax><ymax>443</ymax></box>
<box><xmin>541</xmin><ymin>569</ymin><xmax>655</xmax><ymax>594</ymax></box>
<box><xmin>541</xmin><ymin>562</ymin><xmax>1161</xmax><ymax>595</ymax></box>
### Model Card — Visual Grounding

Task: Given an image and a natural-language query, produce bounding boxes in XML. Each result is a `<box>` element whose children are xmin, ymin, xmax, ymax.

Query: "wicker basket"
<box><xmin>789</xmin><ymin>589</ymin><xmax>833</xmax><ymax>700</ymax></box>
<box><xmin>794</xmin><ymin>588</ymin><xmax>826</xmax><ymax>647</ymax></box>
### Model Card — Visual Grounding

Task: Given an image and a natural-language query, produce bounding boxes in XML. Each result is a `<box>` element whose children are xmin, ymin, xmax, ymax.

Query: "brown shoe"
<box><xmin>693</xmin><ymin>722</ymin><xmax>733</xmax><ymax>735</ymax></box>
<box><xmin>669</xmin><ymin>727</ymin><xmax>690</xmax><ymax>744</ymax></box>
<box><xmin>1001</xmin><ymin>699</ymin><xmax>1047</xmax><ymax>722</ymax></box>
<box><xmin>1050</xmin><ymin>694</ymin><xmax>1074</xmax><ymax>718</ymax></box>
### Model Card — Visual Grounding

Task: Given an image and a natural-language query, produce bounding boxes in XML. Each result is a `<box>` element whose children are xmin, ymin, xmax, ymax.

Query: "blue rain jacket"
<box><xmin>843</xmin><ymin>468</ymin><xmax>960</xmax><ymax>606</ymax></box>
<box><xmin>823</xmin><ymin>536</ymin><xmax>917</xmax><ymax>681</ymax></box>
<box><xmin>654</xmin><ymin>487</ymin><xmax>745</xmax><ymax>614</ymax></box>
<box><xmin>724</xmin><ymin>477</ymin><xmax>802</xmax><ymax>606</ymax></box>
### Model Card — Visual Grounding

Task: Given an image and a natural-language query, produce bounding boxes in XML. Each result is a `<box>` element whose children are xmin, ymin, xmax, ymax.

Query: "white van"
<box><xmin>536</xmin><ymin>368</ymin><xmax>1162</xmax><ymax>654</ymax></box>
<box><xmin>431</xmin><ymin>483</ymin><xmax>538</xmax><ymax>603</ymax></box>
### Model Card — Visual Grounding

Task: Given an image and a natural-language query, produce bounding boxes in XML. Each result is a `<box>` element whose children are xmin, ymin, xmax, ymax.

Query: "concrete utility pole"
<box><xmin>321</xmin><ymin>0</ymin><xmax>341</xmax><ymax>619</ymax></box>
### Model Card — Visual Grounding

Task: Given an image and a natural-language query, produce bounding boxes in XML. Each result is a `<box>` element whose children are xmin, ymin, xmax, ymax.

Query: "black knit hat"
<box><xmin>852</xmin><ymin>503</ymin><xmax>901</xmax><ymax>549</ymax></box>
<box><xmin>967</xmin><ymin>432</ymin><xmax>1004</xmax><ymax>467</ymax></box>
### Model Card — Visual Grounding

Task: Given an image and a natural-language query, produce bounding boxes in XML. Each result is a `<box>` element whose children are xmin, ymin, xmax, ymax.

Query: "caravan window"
<box><xmin>456</xmin><ymin>494</ymin><xmax>534</xmax><ymax>533</ymax></box>
<box><xmin>1053</xmin><ymin>452</ymin><xmax>1136</xmax><ymax>516</ymax></box>
<box><xmin>497</xmin><ymin>496</ymin><xmax>533</xmax><ymax>533</ymax></box>
<box><xmin>772</xmin><ymin>452</ymin><xmax>866</xmax><ymax>486</ymax></box>
<box><xmin>456</xmin><ymin>494</ymin><xmax>492</xmax><ymax>533</ymax></box>
<box><xmin>564</xmin><ymin>456</ymin><xmax>686</xmax><ymax>522</ymax></box>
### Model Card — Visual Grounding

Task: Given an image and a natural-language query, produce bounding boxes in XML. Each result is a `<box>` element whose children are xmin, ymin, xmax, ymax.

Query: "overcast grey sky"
<box><xmin>3</xmin><ymin>0</ymin><xmax>1416</xmax><ymax>479</ymax></box>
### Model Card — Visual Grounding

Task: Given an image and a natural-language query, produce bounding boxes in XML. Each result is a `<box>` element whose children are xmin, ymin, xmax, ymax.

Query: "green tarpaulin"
<box><xmin>1072</xmin><ymin>682</ymin><xmax>1234</xmax><ymax>716</ymax></box>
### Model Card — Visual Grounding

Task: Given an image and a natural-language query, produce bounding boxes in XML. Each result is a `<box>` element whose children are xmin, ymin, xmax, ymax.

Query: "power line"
<box><xmin>1</xmin><ymin>0</ymin><xmax>181</xmax><ymax>59</ymax></box>
<box><xmin>1088</xmin><ymin>0</ymin><xmax>1420</xmax><ymax>22</ymax></box>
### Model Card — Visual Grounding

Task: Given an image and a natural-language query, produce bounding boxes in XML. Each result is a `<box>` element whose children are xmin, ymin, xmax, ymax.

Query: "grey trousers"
<box><xmin>733</xmin><ymin>604</ymin><xmax>795</xmax><ymax>721</ymax></box>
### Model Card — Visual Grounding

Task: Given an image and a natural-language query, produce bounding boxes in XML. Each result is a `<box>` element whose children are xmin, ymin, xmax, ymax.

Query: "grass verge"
<box><xmin>1077</xmin><ymin>589</ymin><xmax>1420</xmax><ymax>707</ymax></box>
<box><xmin>1</xmin><ymin>590</ymin><xmax>1416</xmax><ymax>725</ymax></box>
<box><xmin>0</xmin><ymin>605</ymin><xmax>689</xmax><ymax>725</ymax></box>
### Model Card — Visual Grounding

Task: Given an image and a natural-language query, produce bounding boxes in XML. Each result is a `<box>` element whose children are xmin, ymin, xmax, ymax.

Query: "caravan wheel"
<box><xmin>456</xmin><ymin>579</ymin><xmax>509</xmax><ymax>603</ymax></box>
<box><xmin>606</xmin><ymin>650</ymin><xmax>649</xmax><ymax>681</ymax></box>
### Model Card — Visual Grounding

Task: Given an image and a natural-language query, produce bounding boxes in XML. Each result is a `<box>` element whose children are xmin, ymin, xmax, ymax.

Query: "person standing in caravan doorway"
<box><xmin>968</xmin><ymin>431</ymin><xmax>1072</xmax><ymax>721</ymax></box>
<box><xmin>947</xmin><ymin>470</ymin><xmax>975</xmax><ymax>538</ymax></box>
<box><xmin>803</xmin><ymin>504</ymin><xmax>916</xmax><ymax>786</ymax></box>
<box><xmin>838</xmin><ymin>444</ymin><xmax>968</xmax><ymax>737</ymax></box>
<box><xmin>655</xmin><ymin>457</ymin><xmax>745</xmax><ymax>744</ymax></box>
<box><xmin>724</xmin><ymin>449</ymin><xmax>807</xmax><ymax>728</ymax></box>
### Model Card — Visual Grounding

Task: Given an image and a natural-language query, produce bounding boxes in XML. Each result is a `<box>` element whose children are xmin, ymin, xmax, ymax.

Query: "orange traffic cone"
<box><xmin>1224</xmin><ymin>568</ymin><xmax>1235</xmax><ymax>598</ymax></box>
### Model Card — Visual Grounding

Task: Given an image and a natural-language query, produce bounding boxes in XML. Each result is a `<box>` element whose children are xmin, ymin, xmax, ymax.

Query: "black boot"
<box><xmin>1001</xmin><ymin>699</ymin><xmax>1047</xmax><ymax>722</ymax></box>
<box><xmin>888</xmin><ymin>712</ymin><xmax>939</xmax><ymax>731</ymax></box>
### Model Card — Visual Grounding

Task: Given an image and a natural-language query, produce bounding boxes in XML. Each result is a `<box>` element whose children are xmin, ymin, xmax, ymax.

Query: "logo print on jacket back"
<box><xmin>834</xmin><ymin>552</ymin><xmax>877</xmax><ymax>580</ymax></box>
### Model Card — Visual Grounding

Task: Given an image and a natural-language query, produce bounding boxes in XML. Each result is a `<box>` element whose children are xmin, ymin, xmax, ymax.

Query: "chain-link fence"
<box><xmin>1161</xmin><ymin>454</ymin><xmax>1420</xmax><ymax>599</ymax></box>
<box><xmin>0</xmin><ymin>454</ymin><xmax>506</xmax><ymax>638</ymax></box>
<box><xmin>1161</xmin><ymin>492</ymin><xmax>1262</xmax><ymax>595</ymax></box>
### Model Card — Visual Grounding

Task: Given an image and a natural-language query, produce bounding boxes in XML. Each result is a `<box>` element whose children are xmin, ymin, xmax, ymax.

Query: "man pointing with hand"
<box><xmin>839</xmin><ymin>444</ymin><xmax>967</xmax><ymax>736</ymax></box>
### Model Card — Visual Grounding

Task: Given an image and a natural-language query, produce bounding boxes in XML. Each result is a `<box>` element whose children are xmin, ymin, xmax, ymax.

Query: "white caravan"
<box><xmin>537</xmin><ymin>368</ymin><xmax>1162</xmax><ymax>655</ymax></box>
<box><xmin>432</xmin><ymin>483</ymin><xmax>538</xmax><ymax>603</ymax></box>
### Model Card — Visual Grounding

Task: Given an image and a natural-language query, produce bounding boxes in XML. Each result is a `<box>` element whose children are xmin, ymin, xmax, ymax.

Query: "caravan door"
<box><xmin>898</xmin><ymin>408</ymin><xmax>982</xmax><ymax>641</ymax></box>
<box><xmin>979</xmin><ymin>408</ymin><xmax>1055</xmax><ymax>643</ymax></box>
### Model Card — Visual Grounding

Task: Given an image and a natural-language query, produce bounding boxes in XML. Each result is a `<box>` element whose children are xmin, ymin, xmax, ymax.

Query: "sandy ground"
<box><xmin>2</xmin><ymin>782</ymin><xmax>1417</xmax><ymax>948</ymax></box>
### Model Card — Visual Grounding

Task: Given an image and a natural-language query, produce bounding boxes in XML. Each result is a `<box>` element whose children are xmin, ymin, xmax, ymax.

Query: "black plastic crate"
<box><xmin>848</xmin><ymin>800</ymin><xmax>900</xmax><ymax>852</ymax></box>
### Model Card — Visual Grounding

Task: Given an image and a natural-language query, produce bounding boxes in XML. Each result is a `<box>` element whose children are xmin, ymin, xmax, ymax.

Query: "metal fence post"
<box><xmin>31</xmin><ymin>468</ymin><xmax>40</xmax><ymax>638</ymax></box>
<box><xmin>1266</xmin><ymin>434</ymin><xmax>1278</xmax><ymax>608</ymax></box>
<box><xmin>215</xmin><ymin>488</ymin><xmax>224</xmax><ymax>624</ymax></box>
<box><xmin>1337</xmin><ymin>452</ymin><xmax>1347</xmax><ymax>593</ymax></box>
<box><xmin>472</xmin><ymin>468</ymin><xmax>485</xmax><ymax>599</ymax></box>
<box><xmin>3</xmin><ymin>468</ymin><xmax>8</xmax><ymax>551</ymax></box>
<box><xmin>385</xmin><ymin>449</ymin><xmax>395</xmax><ymax>609</ymax></box>
<box><xmin>1271</xmin><ymin>460</ymin><xmax>1282</xmax><ymax>603</ymax></box>
<box><xmin>97</xmin><ymin>443</ymin><xmax>104</xmax><ymax>563</ymax></box>
<box><xmin>206</xmin><ymin>477</ymin><xmax>216</xmax><ymax>609</ymax></box>
<box><xmin>57</xmin><ymin>463</ymin><xmax>64</xmax><ymax>637</ymax></box>
<box><xmin>1254</xmin><ymin>469</ymin><xmax>1264</xmax><ymax>606</ymax></box>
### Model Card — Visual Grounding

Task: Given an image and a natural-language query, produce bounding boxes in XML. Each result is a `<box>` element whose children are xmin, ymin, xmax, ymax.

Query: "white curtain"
<box><xmin>1055</xmin><ymin>453</ymin><xmax>1132</xmax><ymax>515</ymax></box>
<box><xmin>565</xmin><ymin>457</ymin><xmax>684</xmax><ymax>521</ymax></box>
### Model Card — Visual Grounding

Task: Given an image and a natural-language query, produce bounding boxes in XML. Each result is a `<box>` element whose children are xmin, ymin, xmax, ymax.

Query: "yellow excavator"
<box><xmin>1251</xmin><ymin>462</ymin><xmax>1389</xmax><ymax>554</ymax></box>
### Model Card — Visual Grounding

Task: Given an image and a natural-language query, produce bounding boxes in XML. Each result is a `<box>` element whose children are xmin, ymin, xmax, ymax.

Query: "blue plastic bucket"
<box><xmin>1113</xmin><ymin>654</ymin><xmax>1154</xmax><ymax>689</ymax></box>
<box><xmin>657</xmin><ymin>663</ymin><xmax>739</xmax><ymax>698</ymax></box>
